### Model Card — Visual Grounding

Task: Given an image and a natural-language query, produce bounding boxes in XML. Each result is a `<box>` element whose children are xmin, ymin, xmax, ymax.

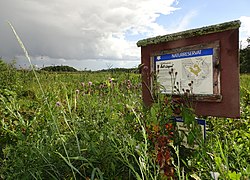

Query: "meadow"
<box><xmin>0</xmin><ymin>60</ymin><xmax>250</xmax><ymax>179</ymax></box>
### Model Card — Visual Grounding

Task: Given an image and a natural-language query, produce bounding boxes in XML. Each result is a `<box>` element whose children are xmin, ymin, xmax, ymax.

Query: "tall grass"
<box><xmin>0</xmin><ymin>23</ymin><xmax>249</xmax><ymax>179</ymax></box>
<box><xmin>8</xmin><ymin>22</ymin><xmax>84</xmax><ymax>179</ymax></box>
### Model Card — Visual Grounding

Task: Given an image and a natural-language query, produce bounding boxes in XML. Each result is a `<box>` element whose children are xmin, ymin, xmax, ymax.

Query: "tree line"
<box><xmin>240</xmin><ymin>37</ymin><xmax>250</xmax><ymax>73</ymax></box>
<box><xmin>40</xmin><ymin>65</ymin><xmax>78</xmax><ymax>72</ymax></box>
<box><xmin>1</xmin><ymin>38</ymin><xmax>250</xmax><ymax>74</ymax></box>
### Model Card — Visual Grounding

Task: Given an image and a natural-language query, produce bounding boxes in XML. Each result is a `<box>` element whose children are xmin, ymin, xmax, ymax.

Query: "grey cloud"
<box><xmin>0</xmin><ymin>0</ymin><xmax>178</xmax><ymax>69</ymax></box>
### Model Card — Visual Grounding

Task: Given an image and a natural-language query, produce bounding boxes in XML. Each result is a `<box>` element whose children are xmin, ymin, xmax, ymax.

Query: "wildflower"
<box><xmin>165</xmin><ymin>123</ymin><xmax>173</xmax><ymax>130</ymax></box>
<box><xmin>81</xmin><ymin>82</ymin><xmax>85</xmax><ymax>87</ymax></box>
<box><xmin>109</xmin><ymin>77</ymin><xmax>113</xmax><ymax>83</ymax></box>
<box><xmin>88</xmin><ymin>81</ymin><xmax>92</xmax><ymax>86</ymax></box>
<box><xmin>56</xmin><ymin>101</ymin><xmax>61</xmax><ymax>106</ymax></box>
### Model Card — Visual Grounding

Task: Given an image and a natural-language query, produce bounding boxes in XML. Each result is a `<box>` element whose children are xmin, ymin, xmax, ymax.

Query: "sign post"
<box><xmin>137</xmin><ymin>21</ymin><xmax>241</xmax><ymax>177</ymax></box>
<box><xmin>137</xmin><ymin>20</ymin><xmax>241</xmax><ymax>118</ymax></box>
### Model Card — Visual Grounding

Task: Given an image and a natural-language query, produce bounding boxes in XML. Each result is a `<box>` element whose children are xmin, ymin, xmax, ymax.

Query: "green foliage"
<box><xmin>0</xmin><ymin>66</ymin><xmax>146</xmax><ymax>179</ymax></box>
<box><xmin>40</xmin><ymin>65</ymin><xmax>78</xmax><ymax>72</ymax></box>
<box><xmin>98</xmin><ymin>67</ymin><xmax>140</xmax><ymax>74</ymax></box>
<box><xmin>188</xmin><ymin>79</ymin><xmax>250</xmax><ymax>179</ymax></box>
<box><xmin>0</xmin><ymin>59</ymin><xmax>19</xmax><ymax>90</ymax></box>
<box><xmin>0</xmin><ymin>60</ymin><xmax>250</xmax><ymax>179</ymax></box>
<box><xmin>240</xmin><ymin>37</ymin><xmax>250</xmax><ymax>73</ymax></box>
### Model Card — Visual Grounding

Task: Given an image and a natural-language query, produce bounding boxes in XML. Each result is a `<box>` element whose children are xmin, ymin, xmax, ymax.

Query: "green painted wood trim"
<box><xmin>137</xmin><ymin>20</ymin><xmax>241</xmax><ymax>47</ymax></box>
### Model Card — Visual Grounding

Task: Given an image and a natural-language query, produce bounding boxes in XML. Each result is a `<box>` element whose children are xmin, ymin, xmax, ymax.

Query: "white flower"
<box><xmin>210</xmin><ymin>172</ymin><xmax>220</xmax><ymax>180</ymax></box>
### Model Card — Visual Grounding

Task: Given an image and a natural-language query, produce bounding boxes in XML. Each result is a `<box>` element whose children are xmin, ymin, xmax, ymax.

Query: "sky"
<box><xmin>0</xmin><ymin>0</ymin><xmax>250</xmax><ymax>70</ymax></box>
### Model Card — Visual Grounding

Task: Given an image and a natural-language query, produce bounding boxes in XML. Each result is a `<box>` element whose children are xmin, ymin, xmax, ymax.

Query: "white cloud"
<box><xmin>239</xmin><ymin>16</ymin><xmax>250</xmax><ymax>48</ymax></box>
<box><xmin>0</xmin><ymin>0</ymin><xmax>178</xmax><ymax>69</ymax></box>
<box><xmin>175</xmin><ymin>10</ymin><xmax>198</xmax><ymax>32</ymax></box>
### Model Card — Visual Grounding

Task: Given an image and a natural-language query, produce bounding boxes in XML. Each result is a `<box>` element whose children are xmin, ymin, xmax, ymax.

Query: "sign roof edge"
<box><xmin>137</xmin><ymin>20</ymin><xmax>241</xmax><ymax>47</ymax></box>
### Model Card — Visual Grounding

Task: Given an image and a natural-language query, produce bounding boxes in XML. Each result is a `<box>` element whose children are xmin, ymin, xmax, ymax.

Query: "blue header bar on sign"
<box><xmin>155</xmin><ymin>48</ymin><xmax>213</xmax><ymax>61</ymax></box>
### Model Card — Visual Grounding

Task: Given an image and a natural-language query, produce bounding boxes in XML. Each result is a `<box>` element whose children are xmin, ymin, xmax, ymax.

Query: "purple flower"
<box><xmin>56</xmin><ymin>101</ymin><xmax>61</xmax><ymax>106</ymax></box>
<box><xmin>99</xmin><ymin>84</ymin><xmax>104</xmax><ymax>89</ymax></box>
<box><xmin>88</xmin><ymin>81</ymin><xmax>93</xmax><ymax>86</ymax></box>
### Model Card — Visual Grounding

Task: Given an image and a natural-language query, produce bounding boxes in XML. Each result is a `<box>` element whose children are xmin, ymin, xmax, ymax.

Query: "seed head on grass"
<box><xmin>56</xmin><ymin>101</ymin><xmax>61</xmax><ymax>106</ymax></box>
<box><xmin>75</xmin><ymin>89</ymin><xmax>80</xmax><ymax>99</ymax></box>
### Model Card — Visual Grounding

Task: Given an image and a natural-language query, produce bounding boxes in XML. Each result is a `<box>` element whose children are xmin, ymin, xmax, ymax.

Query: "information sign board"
<box><xmin>137</xmin><ymin>20</ymin><xmax>241</xmax><ymax>117</ymax></box>
<box><xmin>155</xmin><ymin>48</ymin><xmax>213</xmax><ymax>95</ymax></box>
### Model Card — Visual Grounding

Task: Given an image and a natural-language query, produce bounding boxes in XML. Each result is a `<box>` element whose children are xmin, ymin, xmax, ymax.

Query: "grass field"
<box><xmin>0</xmin><ymin>62</ymin><xmax>250</xmax><ymax>179</ymax></box>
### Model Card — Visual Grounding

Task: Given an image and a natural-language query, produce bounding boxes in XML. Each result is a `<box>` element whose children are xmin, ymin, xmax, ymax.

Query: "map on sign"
<box><xmin>155</xmin><ymin>48</ymin><xmax>213</xmax><ymax>94</ymax></box>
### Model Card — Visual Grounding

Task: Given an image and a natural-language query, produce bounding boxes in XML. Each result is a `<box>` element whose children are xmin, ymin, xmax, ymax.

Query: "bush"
<box><xmin>0</xmin><ymin>59</ymin><xmax>19</xmax><ymax>89</ymax></box>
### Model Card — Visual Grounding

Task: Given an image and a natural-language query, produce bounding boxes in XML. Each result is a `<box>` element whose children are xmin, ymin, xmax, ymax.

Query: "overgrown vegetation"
<box><xmin>0</xmin><ymin>58</ymin><xmax>249</xmax><ymax>179</ymax></box>
<box><xmin>0</xmin><ymin>21</ymin><xmax>249</xmax><ymax>179</ymax></box>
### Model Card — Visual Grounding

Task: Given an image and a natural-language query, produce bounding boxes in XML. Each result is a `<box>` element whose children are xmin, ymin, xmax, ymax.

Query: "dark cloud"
<box><xmin>0</xmin><ymin>0</ymin><xmax>178</xmax><ymax>69</ymax></box>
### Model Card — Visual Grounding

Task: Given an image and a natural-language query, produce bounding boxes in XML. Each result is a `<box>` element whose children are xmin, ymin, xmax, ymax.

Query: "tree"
<box><xmin>40</xmin><ymin>65</ymin><xmax>78</xmax><ymax>72</ymax></box>
<box><xmin>240</xmin><ymin>37</ymin><xmax>250</xmax><ymax>73</ymax></box>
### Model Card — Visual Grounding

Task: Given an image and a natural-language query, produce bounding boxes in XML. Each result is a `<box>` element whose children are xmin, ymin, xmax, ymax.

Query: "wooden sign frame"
<box><xmin>152</xmin><ymin>41</ymin><xmax>221</xmax><ymax>102</ymax></box>
<box><xmin>137</xmin><ymin>20</ymin><xmax>241</xmax><ymax>118</ymax></box>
